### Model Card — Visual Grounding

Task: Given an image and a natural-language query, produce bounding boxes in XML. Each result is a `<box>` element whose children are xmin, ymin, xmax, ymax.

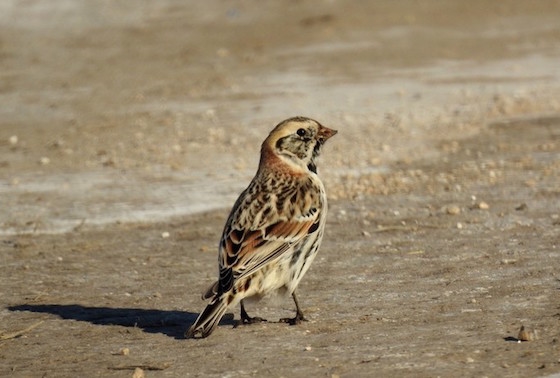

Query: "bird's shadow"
<box><xmin>8</xmin><ymin>304</ymin><xmax>235</xmax><ymax>340</ymax></box>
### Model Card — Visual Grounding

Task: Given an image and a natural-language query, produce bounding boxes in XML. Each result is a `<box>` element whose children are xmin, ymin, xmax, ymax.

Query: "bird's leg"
<box><xmin>280</xmin><ymin>291</ymin><xmax>308</xmax><ymax>325</ymax></box>
<box><xmin>239</xmin><ymin>300</ymin><xmax>267</xmax><ymax>324</ymax></box>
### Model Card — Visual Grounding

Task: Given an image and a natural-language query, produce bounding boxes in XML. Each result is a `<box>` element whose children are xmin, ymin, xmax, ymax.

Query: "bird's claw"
<box><xmin>279</xmin><ymin>313</ymin><xmax>308</xmax><ymax>325</ymax></box>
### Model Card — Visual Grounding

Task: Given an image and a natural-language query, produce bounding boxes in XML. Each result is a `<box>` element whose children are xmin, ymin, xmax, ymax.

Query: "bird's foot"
<box><xmin>242</xmin><ymin>315</ymin><xmax>267</xmax><ymax>324</ymax></box>
<box><xmin>234</xmin><ymin>309</ymin><xmax>268</xmax><ymax>328</ymax></box>
<box><xmin>279</xmin><ymin>311</ymin><xmax>307</xmax><ymax>325</ymax></box>
<box><xmin>234</xmin><ymin>315</ymin><xmax>267</xmax><ymax>328</ymax></box>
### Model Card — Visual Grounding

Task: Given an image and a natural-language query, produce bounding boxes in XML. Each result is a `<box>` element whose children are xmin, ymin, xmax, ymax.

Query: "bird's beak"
<box><xmin>318</xmin><ymin>125</ymin><xmax>338</xmax><ymax>142</ymax></box>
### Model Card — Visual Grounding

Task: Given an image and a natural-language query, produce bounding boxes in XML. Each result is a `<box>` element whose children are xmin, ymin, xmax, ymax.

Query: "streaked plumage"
<box><xmin>186</xmin><ymin>116</ymin><xmax>337</xmax><ymax>339</ymax></box>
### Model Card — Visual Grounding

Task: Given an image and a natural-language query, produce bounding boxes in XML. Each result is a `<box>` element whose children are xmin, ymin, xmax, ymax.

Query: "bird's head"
<box><xmin>261</xmin><ymin>117</ymin><xmax>337</xmax><ymax>174</ymax></box>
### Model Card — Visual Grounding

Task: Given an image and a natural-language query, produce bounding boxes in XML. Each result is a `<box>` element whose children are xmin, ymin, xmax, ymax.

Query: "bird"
<box><xmin>185</xmin><ymin>116</ymin><xmax>337</xmax><ymax>339</ymax></box>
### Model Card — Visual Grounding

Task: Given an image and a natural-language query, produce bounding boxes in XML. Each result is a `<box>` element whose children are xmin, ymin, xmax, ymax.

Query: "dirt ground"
<box><xmin>1</xmin><ymin>1</ymin><xmax>560</xmax><ymax>377</ymax></box>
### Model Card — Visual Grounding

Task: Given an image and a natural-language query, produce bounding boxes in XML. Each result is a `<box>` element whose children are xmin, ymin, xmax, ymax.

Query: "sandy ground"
<box><xmin>1</xmin><ymin>1</ymin><xmax>560</xmax><ymax>377</ymax></box>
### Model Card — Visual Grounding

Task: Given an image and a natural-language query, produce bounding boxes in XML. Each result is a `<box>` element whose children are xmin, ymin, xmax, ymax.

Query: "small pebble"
<box><xmin>446</xmin><ymin>205</ymin><xmax>461</xmax><ymax>215</ymax></box>
<box><xmin>161</xmin><ymin>231</ymin><xmax>170</xmax><ymax>238</ymax></box>
<box><xmin>132</xmin><ymin>367</ymin><xmax>145</xmax><ymax>378</ymax></box>
<box><xmin>39</xmin><ymin>157</ymin><xmax>50</xmax><ymax>165</ymax></box>
<box><xmin>518</xmin><ymin>325</ymin><xmax>536</xmax><ymax>341</ymax></box>
<box><xmin>120</xmin><ymin>347</ymin><xmax>130</xmax><ymax>356</ymax></box>
<box><xmin>515</xmin><ymin>203</ymin><xmax>528</xmax><ymax>211</ymax></box>
<box><xmin>304</xmin><ymin>346</ymin><xmax>312</xmax><ymax>351</ymax></box>
<box><xmin>478</xmin><ymin>201</ymin><xmax>490</xmax><ymax>210</ymax></box>
<box><xmin>9</xmin><ymin>135</ymin><xmax>18</xmax><ymax>145</ymax></box>
<box><xmin>500</xmin><ymin>259</ymin><xmax>517</xmax><ymax>265</ymax></box>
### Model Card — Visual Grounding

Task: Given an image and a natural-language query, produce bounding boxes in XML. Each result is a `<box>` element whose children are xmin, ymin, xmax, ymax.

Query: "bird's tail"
<box><xmin>186</xmin><ymin>294</ymin><xmax>229</xmax><ymax>339</ymax></box>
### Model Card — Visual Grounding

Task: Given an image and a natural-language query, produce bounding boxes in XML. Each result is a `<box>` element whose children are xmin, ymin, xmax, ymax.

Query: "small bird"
<box><xmin>186</xmin><ymin>116</ymin><xmax>337</xmax><ymax>339</ymax></box>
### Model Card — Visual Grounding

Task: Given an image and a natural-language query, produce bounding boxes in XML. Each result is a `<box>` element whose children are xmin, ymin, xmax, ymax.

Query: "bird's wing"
<box><xmin>216</xmin><ymin>182</ymin><xmax>322</xmax><ymax>294</ymax></box>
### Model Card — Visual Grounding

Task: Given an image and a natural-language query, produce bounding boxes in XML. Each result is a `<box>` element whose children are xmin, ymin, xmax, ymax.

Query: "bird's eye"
<box><xmin>296</xmin><ymin>128</ymin><xmax>306</xmax><ymax>137</ymax></box>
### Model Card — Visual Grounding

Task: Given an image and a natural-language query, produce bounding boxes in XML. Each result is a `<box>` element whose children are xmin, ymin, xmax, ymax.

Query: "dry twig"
<box><xmin>0</xmin><ymin>321</ymin><xmax>44</xmax><ymax>340</ymax></box>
